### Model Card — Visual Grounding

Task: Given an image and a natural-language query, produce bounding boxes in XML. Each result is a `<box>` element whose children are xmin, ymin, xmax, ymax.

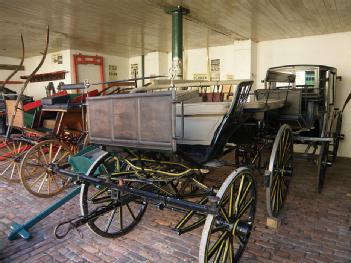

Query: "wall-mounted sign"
<box><xmin>210</xmin><ymin>59</ymin><xmax>220</xmax><ymax>81</ymax></box>
<box><xmin>52</xmin><ymin>53</ymin><xmax>63</xmax><ymax>64</ymax></box>
<box><xmin>108</xmin><ymin>65</ymin><xmax>118</xmax><ymax>80</ymax></box>
<box><xmin>193</xmin><ymin>73</ymin><xmax>209</xmax><ymax>81</ymax></box>
<box><xmin>130</xmin><ymin>63</ymin><xmax>139</xmax><ymax>77</ymax></box>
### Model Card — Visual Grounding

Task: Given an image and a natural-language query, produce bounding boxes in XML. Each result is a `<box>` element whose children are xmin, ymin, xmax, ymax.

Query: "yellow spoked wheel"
<box><xmin>199</xmin><ymin>167</ymin><xmax>256</xmax><ymax>262</ymax></box>
<box><xmin>0</xmin><ymin>138</ymin><xmax>32</xmax><ymax>183</ymax></box>
<box><xmin>20</xmin><ymin>139</ymin><xmax>72</xmax><ymax>198</ymax></box>
<box><xmin>266</xmin><ymin>124</ymin><xmax>293</xmax><ymax>218</ymax></box>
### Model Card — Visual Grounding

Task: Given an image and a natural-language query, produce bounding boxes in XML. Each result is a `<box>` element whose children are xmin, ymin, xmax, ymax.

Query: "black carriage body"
<box><xmin>258</xmin><ymin>65</ymin><xmax>337</xmax><ymax>135</ymax></box>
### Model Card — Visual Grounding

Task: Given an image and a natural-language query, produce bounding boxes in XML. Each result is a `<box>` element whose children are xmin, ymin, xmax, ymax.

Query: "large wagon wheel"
<box><xmin>80</xmin><ymin>154</ymin><xmax>147</xmax><ymax>238</ymax></box>
<box><xmin>199</xmin><ymin>167</ymin><xmax>256</xmax><ymax>262</ymax></box>
<box><xmin>266</xmin><ymin>124</ymin><xmax>293</xmax><ymax>218</ymax></box>
<box><xmin>20</xmin><ymin>139</ymin><xmax>72</xmax><ymax>198</ymax></box>
<box><xmin>0</xmin><ymin>138</ymin><xmax>32</xmax><ymax>183</ymax></box>
<box><xmin>317</xmin><ymin>141</ymin><xmax>330</xmax><ymax>193</ymax></box>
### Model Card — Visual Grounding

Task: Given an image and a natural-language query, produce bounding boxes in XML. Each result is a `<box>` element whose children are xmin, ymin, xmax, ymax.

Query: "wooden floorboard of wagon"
<box><xmin>0</xmin><ymin>158</ymin><xmax>350</xmax><ymax>263</ymax></box>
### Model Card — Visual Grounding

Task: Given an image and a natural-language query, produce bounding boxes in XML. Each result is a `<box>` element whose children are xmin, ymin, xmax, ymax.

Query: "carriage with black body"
<box><xmin>253</xmin><ymin>65</ymin><xmax>344</xmax><ymax>193</ymax></box>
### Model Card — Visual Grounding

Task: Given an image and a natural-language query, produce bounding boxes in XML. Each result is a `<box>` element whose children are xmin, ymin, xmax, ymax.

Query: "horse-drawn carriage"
<box><xmin>255</xmin><ymin>65</ymin><xmax>343</xmax><ymax>193</ymax></box>
<box><xmin>32</xmin><ymin>78</ymin><xmax>292</xmax><ymax>262</ymax></box>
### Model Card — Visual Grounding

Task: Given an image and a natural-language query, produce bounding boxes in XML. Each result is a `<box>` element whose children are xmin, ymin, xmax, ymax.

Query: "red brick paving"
<box><xmin>0</xmin><ymin>158</ymin><xmax>350</xmax><ymax>262</ymax></box>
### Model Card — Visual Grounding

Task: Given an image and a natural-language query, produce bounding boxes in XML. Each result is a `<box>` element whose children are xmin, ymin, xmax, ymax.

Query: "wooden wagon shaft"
<box><xmin>6</xmin><ymin>27</ymin><xmax>50</xmax><ymax>140</ymax></box>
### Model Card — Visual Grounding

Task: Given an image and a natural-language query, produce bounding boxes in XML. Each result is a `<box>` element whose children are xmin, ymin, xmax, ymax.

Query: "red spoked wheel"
<box><xmin>0</xmin><ymin>137</ymin><xmax>32</xmax><ymax>183</ymax></box>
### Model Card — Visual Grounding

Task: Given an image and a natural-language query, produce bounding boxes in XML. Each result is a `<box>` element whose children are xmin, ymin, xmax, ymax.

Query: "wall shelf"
<box><xmin>21</xmin><ymin>71</ymin><xmax>68</xmax><ymax>82</ymax></box>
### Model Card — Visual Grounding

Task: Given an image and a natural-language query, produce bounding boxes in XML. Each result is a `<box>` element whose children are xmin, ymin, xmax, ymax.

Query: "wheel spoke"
<box><xmin>126</xmin><ymin>203</ymin><xmax>136</xmax><ymax>220</ymax></box>
<box><xmin>39</xmin><ymin>147</ymin><xmax>48</xmax><ymax>165</ymax></box>
<box><xmin>221</xmin><ymin>237</ymin><xmax>230</xmax><ymax>263</ymax></box>
<box><xmin>0</xmin><ymin>160</ymin><xmax>15</xmax><ymax>175</ymax></box>
<box><xmin>37</xmin><ymin>173</ymin><xmax>47</xmax><ymax>193</ymax></box>
<box><xmin>270</xmin><ymin>175</ymin><xmax>279</xmax><ymax>201</ymax></box>
<box><xmin>220</xmin><ymin>207</ymin><xmax>230</xmax><ymax>223</ymax></box>
<box><xmin>208</xmin><ymin>231</ymin><xmax>228</xmax><ymax>259</ymax></box>
<box><xmin>104</xmin><ymin>208</ymin><xmax>117</xmax><ymax>232</ymax></box>
<box><xmin>17</xmin><ymin>141</ymin><xmax>22</xmax><ymax>154</ymax></box>
<box><xmin>9</xmin><ymin>162</ymin><xmax>16</xmax><ymax>180</ymax></box>
<box><xmin>237</xmin><ymin>197</ymin><xmax>254</xmax><ymax>218</ymax></box>
<box><xmin>28</xmin><ymin>171</ymin><xmax>45</xmax><ymax>187</ymax></box>
<box><xmin>213</xmin><ymin>233</ymin><xmax>227</xmax><ymax>262</ymax></box>
<box><xmin>56</xmin><ymin>151</ymin><xmax>70</xmax><ymax>164</ymax></box>
<box><xmin>234</xmin><ymin>176</ymin><xmax>245</xmax><ymax>215</ymax></box>
<box><xmin>48</xmin><ymin>143</ymin><xmax>53</xmax><ymax>163</ymax></box>
<box><xmin>52</xmin><ymin>145</ymin><xmax>62</xmax><ymax>163</ymax></box>
<box><xmin>238</xmin><ymin>180</ymin><xmax>253</xmax><ymax>212</ymax></box>
<box><xmin>119</xmin><ymin>206</ymin><xmax>123</xmax><ymax>230</ymax></box>
<box><xmin>228</xmin><ymin>184</ymin><xmax>234</xmax><ymax>217</ymax></box>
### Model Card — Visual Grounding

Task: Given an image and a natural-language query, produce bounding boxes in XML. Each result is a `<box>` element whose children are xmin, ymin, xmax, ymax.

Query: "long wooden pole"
<box><xmin>6</xmin><ymin>27</ymin><xmax>50</xmax><ymax>140</ymax></box>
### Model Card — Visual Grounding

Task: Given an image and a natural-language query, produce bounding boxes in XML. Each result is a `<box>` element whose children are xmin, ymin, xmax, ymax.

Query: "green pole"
<box><xmin>141</xmin><ymin>54</ymin><xmax>145</xmax><ymax>86</ymax></box>
<box><xmin>168</xmin><ymin>6</ymin><xmax>189</xmax><ymax>79</ymax></box>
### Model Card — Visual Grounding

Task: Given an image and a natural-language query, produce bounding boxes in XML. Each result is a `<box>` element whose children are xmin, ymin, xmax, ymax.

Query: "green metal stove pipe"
<box><xmin>168</xmin><ymin>6</ymin><xmax>189</xmax><ymax>79</ymax></box>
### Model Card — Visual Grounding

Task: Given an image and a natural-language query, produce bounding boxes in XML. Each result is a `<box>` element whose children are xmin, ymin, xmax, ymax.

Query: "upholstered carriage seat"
<box><xmin>176</xmin><ymin>101</ymin><xmax>231</xmax><ymax>145</ymax></box>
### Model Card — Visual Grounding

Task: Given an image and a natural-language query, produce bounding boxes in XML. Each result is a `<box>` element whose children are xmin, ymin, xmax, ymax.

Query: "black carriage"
<box><xmin>254</xmin><ymin>65</ymin><xmax>343</xmax><ymax>192</ymax></box>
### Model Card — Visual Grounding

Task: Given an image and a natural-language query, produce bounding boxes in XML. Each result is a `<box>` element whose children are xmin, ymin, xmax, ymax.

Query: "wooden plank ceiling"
<box><xmin>1</xmin><ymin>0</ymin><xmax>351</xmax><ymax>58</ymax></box>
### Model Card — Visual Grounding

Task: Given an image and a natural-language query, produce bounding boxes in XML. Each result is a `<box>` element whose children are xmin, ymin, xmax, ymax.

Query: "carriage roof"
<box><xmin>267</xmin><ymin>64</ymin><xmax>337</xmax><ymax>74</ymax></box>
<box><xmin>265</xmin><ymin>65</ymin><xmax>337</xmax><ymax>84</ymax></box>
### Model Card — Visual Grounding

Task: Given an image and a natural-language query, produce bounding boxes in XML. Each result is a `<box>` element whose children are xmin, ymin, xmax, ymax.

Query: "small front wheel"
<box><xmin>199</xmin><ymin>167</ymin><xmax>256</xmax><ymax>262</ymax></box>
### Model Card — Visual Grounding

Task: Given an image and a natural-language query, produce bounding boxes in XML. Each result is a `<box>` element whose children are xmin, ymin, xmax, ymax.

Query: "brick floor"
<box><xmin>0</xmin><ymin>158</ymin><xmax>350</xmax><ymax>262</ymax></box>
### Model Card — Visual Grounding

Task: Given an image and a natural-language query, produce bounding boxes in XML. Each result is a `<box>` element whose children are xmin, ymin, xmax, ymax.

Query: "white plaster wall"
<box><xmin>256</xmin><ymin>32</ymin><xmax>351</xmax><ymax>157</ymax></box>
<box><xmin>0</xmin><ymin>56</ymin><xmax>23</xmax><ymax>92</ymax></box>
<box><xmin>184</xmin><ymin>48</ymin><xmax>208</xmax><ymax>79</ymax></box>
<box><xmin>23</xmin><ymin>49</ymin><xmax>72</xmax><ymax>99</ymax></box>
<box><xmin>232</xmin><ymin>41</ymin><xmax>253</xmax><ymax>80</ymax></box>
<box><xmin>173</xmin><ymin>42</ymin><xmax>254</xmax><ymax>81</ymax></box>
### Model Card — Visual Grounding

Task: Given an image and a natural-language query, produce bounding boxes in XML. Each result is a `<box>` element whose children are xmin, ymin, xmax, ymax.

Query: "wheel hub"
<box><xmin>46</xmin><ymin>163</ymin><xmax>56</xmax><ymax>173</ymax></box>
<box><xmin>235</xmin><ymin>221</ymin><xmax>251</xmax><ymax>236</ymax></box>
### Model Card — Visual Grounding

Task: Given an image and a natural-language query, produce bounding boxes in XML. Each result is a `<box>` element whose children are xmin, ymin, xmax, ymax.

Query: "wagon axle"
<box><xmin>216</xmin><ymin>219</ymin><xmax>251</xmax><ymax>236</ymax></box>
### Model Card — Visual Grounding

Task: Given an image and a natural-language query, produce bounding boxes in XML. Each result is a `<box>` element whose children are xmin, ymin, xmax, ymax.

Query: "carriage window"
<box><xmin>295</xmin><ymin>70</ymin><xmax>315</xmax><ymax>88</ymax></box>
